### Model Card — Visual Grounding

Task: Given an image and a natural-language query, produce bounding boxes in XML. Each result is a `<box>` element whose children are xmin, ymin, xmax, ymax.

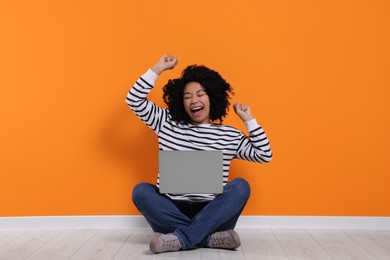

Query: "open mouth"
<box><xmin>190</xmin><ymin>106</ymin><xmax>204</xmax><ymax>116</ymax></box>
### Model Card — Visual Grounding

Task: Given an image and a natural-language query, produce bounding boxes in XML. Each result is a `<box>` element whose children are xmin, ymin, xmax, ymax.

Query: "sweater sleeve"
<box><xmin>126</xmin><ymin>69</ymin><xmax>168</xmax><ymax>134</ymax></box>
<box><xmin>236</xmin><ymin>118</ymin><xmax>273</xmax><ymax>163</ymax></box>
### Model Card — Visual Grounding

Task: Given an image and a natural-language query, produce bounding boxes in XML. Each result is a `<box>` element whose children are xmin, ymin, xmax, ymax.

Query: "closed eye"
<box><xmin>197</xmin><ymin>90</ymin><xmax>206</xmax><ymax>96</ymax></box>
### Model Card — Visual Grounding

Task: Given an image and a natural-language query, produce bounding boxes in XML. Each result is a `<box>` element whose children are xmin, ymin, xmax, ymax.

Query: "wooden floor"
<box><xmin>1</xmin><ymin>228</ymin><xmax>390</xmax><ymax>259</ymax></box>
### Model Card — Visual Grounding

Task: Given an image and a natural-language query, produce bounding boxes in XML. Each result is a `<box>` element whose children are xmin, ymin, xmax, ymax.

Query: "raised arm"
<box><xmin>126</xmin><ymin>55</ymin><xmax>178</xmax><ymax>133</ymax></box>
<box><xmin>234</xmin><ymin>102</ymin><xmax>273</xmax><ymax>163</ymax></box>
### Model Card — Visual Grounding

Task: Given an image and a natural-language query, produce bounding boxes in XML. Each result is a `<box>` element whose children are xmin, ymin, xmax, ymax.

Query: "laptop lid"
<box><xmin>158</xmin><ymin>150</ymin><xmax>223</xmax><ymax>194</ymax></box>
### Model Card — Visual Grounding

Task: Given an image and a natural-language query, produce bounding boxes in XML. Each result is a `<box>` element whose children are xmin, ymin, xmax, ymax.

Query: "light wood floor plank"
<box><xmin>1</xmin><ymin>228</ymin><xmax>390</xmax><ymax>259</ymax></box>
<box><xmin>273</xmin><ymin>229</ymin><xmax>332</xmax><ymax>260</ymax></box>
<box><xmin>0</xmin><ymin>230</ymin><xmax>30</xmax><ymax>248</ymax></box>
<box><xmin>0</xmin><ymin>229</ymin><xmax>63</xmax><ymax>260</ymax></box>
<box><xmin>199</xmin><ymin>248</ymin><xmax>221</xmax><ymax>260</ymax></box>
<box><xmin>157</xmin><ymin>249</ymin><xmax>201</xmax><ymax>260</ymax></box>
<box><xmin>345</xmin><ymin>230</ymin><xmax>390</xmax><ymax>260</ymax></box>
<box><xmin>380</xmin><ymin>230</ymin><xmax>390</xmax><ymax>239</ymax></box>
<box><xmin>26</xmin><ymin>229</ymin><xmax>98</xmax><ymax>260</ymax></box>
<box><xmin>217</xmin><ymin>247</ymin><xmax>245</xmax><ymax>260</ymax></box>
<box><xmin>309</xmin><ymin>229</ymin><xmax>377</xmax><ymax>260</ymax></box>
<box><xmin>68</xmin><ymin>229</ymin><xmax>132</xmax><ymax>260</ymax></box>
<box><xmin>239</xmin><ymin>229</ymin><xmax>288</xmax><ymax>260</ymax></box>
<box><xmin>113</xmin><ymin>228</ymin><xmax>157</xmax><ymax>260</ymax></box>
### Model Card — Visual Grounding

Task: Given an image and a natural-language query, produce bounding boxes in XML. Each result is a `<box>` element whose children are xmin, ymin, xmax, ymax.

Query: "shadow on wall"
<box><xmin>99</xmin><ymin>102</ymin><xmax>158</xmax><ymax>187</ymax></box>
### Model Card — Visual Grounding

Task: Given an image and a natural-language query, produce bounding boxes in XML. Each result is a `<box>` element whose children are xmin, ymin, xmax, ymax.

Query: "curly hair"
<box><xmin>163</xmin><ymin>65</ymin><xmax>234</xmax><ymax>124</ymax></box>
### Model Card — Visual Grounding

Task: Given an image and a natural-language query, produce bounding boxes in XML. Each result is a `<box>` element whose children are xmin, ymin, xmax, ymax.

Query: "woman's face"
<box><xmin>183</xmin><ymin>82</ymin><xmax>211</xmax><ymax>124</ymax></box>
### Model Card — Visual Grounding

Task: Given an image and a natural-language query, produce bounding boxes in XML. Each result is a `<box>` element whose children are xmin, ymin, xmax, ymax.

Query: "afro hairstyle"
<box><xmin>163</xmin><ymin>65</ymin><xmax>234</xmax><ymax>124</ymax></box>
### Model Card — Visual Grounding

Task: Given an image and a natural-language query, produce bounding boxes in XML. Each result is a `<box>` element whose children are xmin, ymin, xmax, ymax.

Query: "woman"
<box><xmin>126</xmin><ymin>55</ymin><xmax>272</xmax><ymax>253</ymax></box>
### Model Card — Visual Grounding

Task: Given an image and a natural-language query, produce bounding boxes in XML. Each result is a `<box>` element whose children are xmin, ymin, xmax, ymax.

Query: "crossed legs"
<box><xmin>132</xmin><ymin>178</ymin><xmax>250</xmax><ymax>250</ymax></box>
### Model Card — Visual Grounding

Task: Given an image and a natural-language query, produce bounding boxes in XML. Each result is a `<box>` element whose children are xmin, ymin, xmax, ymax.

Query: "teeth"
<box><xmin>191</xmin><ymin>107</ymin><xmax>203</xmax><ymax>112</ymax></box>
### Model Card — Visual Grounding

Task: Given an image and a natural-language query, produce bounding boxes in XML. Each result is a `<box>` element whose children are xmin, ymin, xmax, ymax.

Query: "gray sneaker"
<box><xmin>149</xmin><ymin>232</ymin><xmax>182</xmax><ymax>253</ymax></box>
<box><xmin>208</xmin><ymin>230</ymin><xmax>241</xmax><ymax>249</ymax></box>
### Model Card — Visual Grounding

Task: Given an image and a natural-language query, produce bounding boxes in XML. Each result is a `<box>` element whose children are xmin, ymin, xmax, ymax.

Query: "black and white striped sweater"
<box><xmin>126</xmin><ymin>69</ymin><xmax>272</xmax><ymax>201</ymax></box>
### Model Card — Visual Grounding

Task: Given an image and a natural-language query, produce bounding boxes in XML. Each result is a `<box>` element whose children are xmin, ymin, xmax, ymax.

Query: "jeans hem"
<box><xmin>173</xmin><ymin>230</ymin><xmax>187</xmax><ymax>250</ymax></box>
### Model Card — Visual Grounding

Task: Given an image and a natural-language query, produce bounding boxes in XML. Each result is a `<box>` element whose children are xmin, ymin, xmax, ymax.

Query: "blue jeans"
<box><xmin>132</xmin><ymin>178</ymin><xmax>250</xmax><ymax>250</ymax></box>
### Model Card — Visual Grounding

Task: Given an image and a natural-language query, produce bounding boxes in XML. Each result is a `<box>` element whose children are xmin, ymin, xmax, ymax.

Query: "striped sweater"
<box><xmin>126</xmin><ymin>69</ymin><xmax>273</xmax><ymax>201</ymax></box>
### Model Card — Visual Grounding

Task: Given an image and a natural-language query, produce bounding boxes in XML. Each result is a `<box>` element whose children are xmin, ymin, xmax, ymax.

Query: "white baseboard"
<box><xmin>1</xmin><ymin>215</ymin><xmax>389</xmax><ymax>230</ymax></box>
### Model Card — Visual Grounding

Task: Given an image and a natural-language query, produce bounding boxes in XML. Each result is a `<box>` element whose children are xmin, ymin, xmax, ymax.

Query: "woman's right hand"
<box><xmin>151</xmin><ymin>54</ymin><xmax>178</xmax><ymax>75</ymax></box>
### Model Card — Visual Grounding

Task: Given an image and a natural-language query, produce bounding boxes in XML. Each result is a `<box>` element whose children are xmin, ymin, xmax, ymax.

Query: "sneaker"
<box><xmin>149</xmin><ymin>232</ymin><xmax>182</xmax><ymax>253</ymax></box>
<box><xmin>208</xmin><ymin>230</ymin><xmax>241</xmax><ymax>249</ymax></box>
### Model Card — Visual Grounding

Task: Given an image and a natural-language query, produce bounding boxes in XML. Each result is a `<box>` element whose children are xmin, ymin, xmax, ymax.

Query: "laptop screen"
<box><xmin>158</xmin><ymin>150</ymin><xmax>223</xmax><ymax>194</ymax></box>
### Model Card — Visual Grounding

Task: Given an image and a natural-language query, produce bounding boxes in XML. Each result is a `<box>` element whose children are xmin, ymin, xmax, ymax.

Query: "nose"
<box><xmin>190</xmin><ymin>97</ymin><xmax>199</xmax><ymax>104</ymax></box>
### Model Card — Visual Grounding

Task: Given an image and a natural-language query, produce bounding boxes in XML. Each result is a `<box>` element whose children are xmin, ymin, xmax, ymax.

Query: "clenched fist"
<box><xmin>151</xmin><ymin>54</ymin><xmax>178</xmax><ymax>75</ymax></box>
<box><xmin>233</xmin><ymin>102</ymin><xmax>254</xmax><ymax>122</ymax></box>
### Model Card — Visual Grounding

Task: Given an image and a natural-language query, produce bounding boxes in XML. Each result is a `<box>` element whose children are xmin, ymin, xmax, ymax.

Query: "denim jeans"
<box><xmin>132</xmin><ymin>178</ymin><xmax>250</xmax><ymax>250</ymax></box>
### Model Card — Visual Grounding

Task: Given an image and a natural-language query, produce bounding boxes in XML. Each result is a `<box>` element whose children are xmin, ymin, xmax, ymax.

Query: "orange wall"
<box><xmin>1</xmin><ymin>0</ymin><xmax>389</xmax><ymax>217</ymax></box>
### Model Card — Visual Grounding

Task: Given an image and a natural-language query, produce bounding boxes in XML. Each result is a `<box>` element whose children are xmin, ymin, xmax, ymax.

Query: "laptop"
<box><xmin>158</xmin><ymin>150</ymin><xmax>223</xmax><ymax>194</ymax></box>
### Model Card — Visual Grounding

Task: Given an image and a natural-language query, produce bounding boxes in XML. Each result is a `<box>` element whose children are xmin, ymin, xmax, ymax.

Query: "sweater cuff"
<box><xmin>141</xmin><ymin>69</ymin><xmax>159</xmax><ymax>86</ymax></box>
<box><xmin>244</xmin><ymin>118</ymin><xmax>260</xmax><ymax>132</ymax></box>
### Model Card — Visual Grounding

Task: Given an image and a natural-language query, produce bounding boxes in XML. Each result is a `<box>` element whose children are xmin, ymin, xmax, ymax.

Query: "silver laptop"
<box><xmin>158</xmin><ymin>150</ymin><xmax>223</xmax><ymax>194</ymax></box>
